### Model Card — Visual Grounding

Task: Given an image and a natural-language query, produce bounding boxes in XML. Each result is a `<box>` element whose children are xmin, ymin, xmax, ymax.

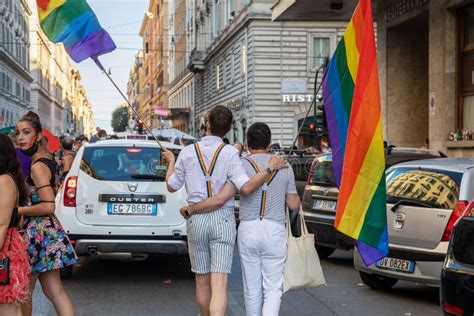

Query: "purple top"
<box><xmin>15</xmin><ymin>148</ymin><xmax>32</xmax><ymax>177</ymax></box>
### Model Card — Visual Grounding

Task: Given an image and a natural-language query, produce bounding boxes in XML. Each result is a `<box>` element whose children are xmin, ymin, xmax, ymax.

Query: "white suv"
<box><xmin>55</xmin><ymin>139</ymin><xmax>188</xmax><ymax>277</ymax></box>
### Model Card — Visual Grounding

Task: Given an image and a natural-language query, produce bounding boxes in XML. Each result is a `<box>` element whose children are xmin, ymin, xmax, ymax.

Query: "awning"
<box><xmin>271</xmin><ymin>0</ymin><xmax>373</xmax><ymax>22</ymax></box>
<box><xmin>154</xmin><ymin>106</ymin><xmax>169</xmax><ymax>117</ymax></box>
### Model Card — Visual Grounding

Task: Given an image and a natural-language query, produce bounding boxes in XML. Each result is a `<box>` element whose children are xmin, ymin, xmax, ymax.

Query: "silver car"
<box><xmin>354</xmin><ymin>158</ymin><xmax>474</xmax><ymax>290</ymax></box>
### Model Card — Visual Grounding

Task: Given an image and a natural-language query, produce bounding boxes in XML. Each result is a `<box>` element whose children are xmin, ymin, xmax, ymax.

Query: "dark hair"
<box><xmin>98</xmin><ymin>129</ymin><xmax>107</xmax><ymax>138</ymax></box>
<box><xmin>61</xmin><ymin>137</ymin><xmax>74</xmax><ymax>150</ymax></box>
<box><xmin>208</xmin><ymin>106</ymin><xmax>233</xmax><ymax>137</ymax></box>
<box><xmin>0</xmin><ymin>134</ymin><xmax>29</xmax><ymax>206</ymax></box>
<box><xmin>19</xmin><ymin>111</ymin><xmax>42</xmax><ymax>133</ymax></box>
<box><xmin>247</xmin><ymin>122</ymin><xmax>271</xmax><ymax>150</ymax></box>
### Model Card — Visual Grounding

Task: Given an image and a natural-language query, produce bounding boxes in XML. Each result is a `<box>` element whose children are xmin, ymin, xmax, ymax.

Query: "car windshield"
<box><xmin>385</xmin><ymin>167</ymin><xmax>463</xmax><ymax>210</ymax></box>
<box><xmin>310</xmin><ymin>155</ymin><xmax>336</xmax><ymax>186</ymax></box>
<box><xmin>80</xmin><ymin>146</ymin><xmax>168</xmax><ymax>181</ymax></box>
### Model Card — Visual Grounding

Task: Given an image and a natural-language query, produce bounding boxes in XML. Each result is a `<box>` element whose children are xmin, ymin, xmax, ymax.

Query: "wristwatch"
<box><xmin>265</xmin><ymin>166</ymin><xmax>272</xmax><ymax>174</ymax></box>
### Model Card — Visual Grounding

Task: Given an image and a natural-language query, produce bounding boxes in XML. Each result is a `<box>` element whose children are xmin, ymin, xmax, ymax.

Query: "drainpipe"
<box><xmin>245</xmin><ymin>25</ymin><xmax>248</xmax><ymax>99</ymax></box>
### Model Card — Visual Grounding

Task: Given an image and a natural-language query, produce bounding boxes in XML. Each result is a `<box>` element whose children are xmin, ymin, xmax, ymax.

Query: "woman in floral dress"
<box><xmin>16</xmin><ymin>111</ymin><xmax>77</xmax><ymax>316</ymax></box>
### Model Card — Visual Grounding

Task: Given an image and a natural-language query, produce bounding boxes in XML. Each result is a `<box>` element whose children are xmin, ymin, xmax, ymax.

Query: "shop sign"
<box><xmin>282</xmin><ymin>94</ymin><xmax>314</xmax><ymax>102</ymax></box>
<box><xmin>281</xmin><ymin>79</ymin><xmax>307</xmax><ymax>94</ymax></box>
<box><xmin>225</xmin><ymin>97</ymin><xmax>245</xmax><ymax>110</ymax></box>
<box><xmin>385</xmin><ymin>0</ymin><xmax>428</xmax><ymax>22</ymax></box>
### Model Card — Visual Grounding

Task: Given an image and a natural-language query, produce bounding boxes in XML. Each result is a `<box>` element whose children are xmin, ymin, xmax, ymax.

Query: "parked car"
<box><xmin>302</xmin><ymin>147</ymin><xmax>447</xmax><ymax>258</ymax></box>
<box><xmin>55</xmin><ymin>139</ymin><xmax>187</xmax><ymax>278</ymax></box>
<box><xmin>354</xmin><ymin>158</ymin><xmax>474</xmax><ymax>290</ymax></box>
<box><xmin>440</xmin><ymin>200</ymin><xmax>474</xmax><ymax>316</ymax></box>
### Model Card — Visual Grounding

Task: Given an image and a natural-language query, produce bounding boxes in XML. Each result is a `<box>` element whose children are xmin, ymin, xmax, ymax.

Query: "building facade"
<box><xmin>273</xmin><ymin>0</ymin><xmax>474</xmax><ymax>157</ymax></box>
<box><xmin>139</xmin><ymin>0</ymin><xmax>169</xmax><ymax>129</ymax></box>
<box><xmin>28</xmin><ymin>6</ymin><xmax>93</xmax><ymax>136</ymax></box>
<box><xmin>189</xmin><ymin>0</ymin><xmax>349</xmax><ymax>146</ymax></box>
<box><xmin>376</xmin><ymin>0</ymin><xmax>474</xmax><ymax>157</ymax></box>
<box><xmin>167</xmin><ymin>0</ymin><xmax>194</xmax><ymax>133</ymax></box>
<box><xmin>127</xmin><ymin>50</ymin><xmax>145</xmax><ymax>122</ymax></box>
<box><xmin>0</xmin><ymin>0</ymin><xmax>33</xmax><ymax>129</ymax></box>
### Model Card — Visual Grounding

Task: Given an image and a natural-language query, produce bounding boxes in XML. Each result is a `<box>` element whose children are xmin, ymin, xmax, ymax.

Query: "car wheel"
<box><xmin>59</xmin><ymin>265</ymin><xmax>73</xmax><ymax>279</ymax></box>
<box><xmin>315</xmin><ymin>245</ymin><xmax>336</xmax><ymax>259</ymax></box>
<box><xmin>359</xmin><ymin>271</ymin><xmax>398</xmax><ymax>291</ymax></box>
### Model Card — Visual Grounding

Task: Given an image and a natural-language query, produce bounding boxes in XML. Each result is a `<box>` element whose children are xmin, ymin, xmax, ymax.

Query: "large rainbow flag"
<box><xmin>321</xmin><ymin>0</ymin><xmax>388</xmax><ymax>266</ymax></box>
<box><xmin>36</xmin><ymin>0</ymin><xmax>116</xmax><ymax>63</ymax></box>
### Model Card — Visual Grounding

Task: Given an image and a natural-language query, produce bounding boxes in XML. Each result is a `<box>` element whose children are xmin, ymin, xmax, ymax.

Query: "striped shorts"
<box><xmin>186</xmin><ymin>207</ymin><xmax>237</xmax><ymax>274</ymax></box>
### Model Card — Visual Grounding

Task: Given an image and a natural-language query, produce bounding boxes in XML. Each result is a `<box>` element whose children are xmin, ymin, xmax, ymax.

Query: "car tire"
<box><xmin>315</xmin><ymin>245</ymin><xmax>336</xmax><ymax>259</ymax></box>
<box><xmin>359</xmin><ymin>271</ymin><xmax>398</xmax><ymax>291</ymax></box>
<box><xmin>59</xmin><ymin>265</ymin><xmax>73</xmax><ymax>279</ymax></box>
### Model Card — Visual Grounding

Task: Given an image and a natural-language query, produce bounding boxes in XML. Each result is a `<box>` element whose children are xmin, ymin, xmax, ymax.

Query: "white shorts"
<box><xmin>186</xmin><ymin>207</ymin><xmax>236</xmax><ymax>274</ymax></box>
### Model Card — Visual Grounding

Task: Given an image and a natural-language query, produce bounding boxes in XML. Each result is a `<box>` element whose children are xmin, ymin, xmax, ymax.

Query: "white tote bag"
<box><xmin>283</xmin><ymin>208</ymin><xmax>326</xmax><ymax>293</ymax></box>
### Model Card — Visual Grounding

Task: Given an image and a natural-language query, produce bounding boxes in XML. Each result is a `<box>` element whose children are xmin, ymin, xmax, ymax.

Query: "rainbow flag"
<box><xmin>322</xmin><ymin>0</ymin><xmax>388</xmax><ymax>266</ymax></box>
<box><xmin>36</xmin><ymin>0</ymin><xmax>116</xmax><ymax>62</ymax></box>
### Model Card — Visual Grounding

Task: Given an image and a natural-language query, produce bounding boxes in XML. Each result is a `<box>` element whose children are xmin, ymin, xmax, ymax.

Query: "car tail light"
<box><xmin>462</xmin><ymin>200</ymin><xmax>474</xmax><ymax>217</ymax></box>
<box><xmin>443</xmin><ymin>302</ymin><xmax>464</xmax><ymax>315</ymax></box>
<box><xmin>441</xmin><ymin>200</ymin><xmax>468</xmax><ymax>242</ymax></box>
<box><xmin>63</xmin><ymin>176</ymin><xmax>78</xmax><ymax>207</ymax></box>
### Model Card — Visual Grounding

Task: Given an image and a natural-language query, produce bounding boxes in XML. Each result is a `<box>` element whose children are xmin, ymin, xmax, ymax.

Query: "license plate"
<box><xmin>312</xmin><ymin>199</ymin><xmax>336</xmax><ymax>210</ymax></box>
<box><xmin>375</xmin><ymin>257</ymin><xmax>415</xmax><ymax>273</ymax></box>
<box><xmin>107</xmin><ymin>203</ymin><xmax>157</xmax><ymax>216</ymax></box>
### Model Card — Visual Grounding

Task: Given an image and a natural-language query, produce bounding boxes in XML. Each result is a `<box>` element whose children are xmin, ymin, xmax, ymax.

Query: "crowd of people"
<box><xmin>1</xmin><ymin>107</ymin><xmax>308</xmax><ymax>316</ymax></box>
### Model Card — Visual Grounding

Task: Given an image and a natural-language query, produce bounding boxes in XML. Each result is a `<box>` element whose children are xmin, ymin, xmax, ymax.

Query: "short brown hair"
<box><xmin>208</xmin><ymin>105</ymin><xmax>233</xmax><ymax>137</ymax></box>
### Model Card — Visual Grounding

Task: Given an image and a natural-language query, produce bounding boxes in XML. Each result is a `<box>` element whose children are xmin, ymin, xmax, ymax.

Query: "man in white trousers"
<box><xmin>181</xmin><ymin>122</ymin><xmax>300</xmax><ymax>316</ymax></box>
<box><xmin>164</xmin><ymin>106</ymin><xmax>288</xmax><ymax>316</ymax></box>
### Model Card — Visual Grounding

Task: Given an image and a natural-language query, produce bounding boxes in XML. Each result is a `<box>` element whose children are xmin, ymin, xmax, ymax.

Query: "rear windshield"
<box><xmin>288</xmin><ymin>158</ymin><xmax>313</xmax><ymax>182</ymax></box>
<box><xmin>310</xmin><ymin>155</ymin><xmax>336</xmax><ymax>187</ymax></box>
<box><xmin>80</xmin><ymin>146</ymin><xmax>168</xmax><ymax>181</ymax></box>
<box><xmin>386</xmin><ymin>167</ymin><xmax>463</xmax><ymax>209</ymax></box>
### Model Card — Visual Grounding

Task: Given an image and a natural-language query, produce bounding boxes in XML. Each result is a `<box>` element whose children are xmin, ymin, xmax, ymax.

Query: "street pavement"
<box><xmin>32</xmin><ymin>250</ymin><xmax>441</xmax><ymax>316</ymax></box>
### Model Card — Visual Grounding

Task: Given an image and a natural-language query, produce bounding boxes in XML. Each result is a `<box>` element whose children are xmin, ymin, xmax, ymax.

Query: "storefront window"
<box><xmin>459</xmin><ymin>5</ymin><xmax>474</xmax><ymax>130</ymax></box>
<box><xmin>463</xmin><ymin>95</ymin><xmax>474</xmax><ymax>130</ymax></box>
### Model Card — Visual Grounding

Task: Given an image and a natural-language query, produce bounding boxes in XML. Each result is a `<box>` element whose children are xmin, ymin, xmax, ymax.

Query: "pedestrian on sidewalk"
<box><xmin>0</xmin><ymin>134</ymin><xmax>31</xmax><ymax>316</ymax></box>
<box><xmin>163</xmin><ymin>106</ymin><xmax>287</xmax><ymax>316</ymax></box>
<box><xmin>60</xmin><ymin>137</ymin><xmax>75</xmax><ymax>183</ymax></box>
<box><xmin>15</xmin><ymin>111</ymin><xmax>77</xmax><ymax>316</ymax></box>
<box><xmin>181</xmin><ymin>122</ymin><xmax>300</xmax><ymax>316</ymax></box>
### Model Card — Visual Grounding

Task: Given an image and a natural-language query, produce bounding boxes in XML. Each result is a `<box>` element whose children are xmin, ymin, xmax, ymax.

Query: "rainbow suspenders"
<box><xmin>194</xmin><ymin>143</ymin><xmax>226</xmax><ymax>197</ymax></box>
<box><xmin>243</xmin><ymin>157</ymin><xmax>278</xmax><ymax>220</ymax></box>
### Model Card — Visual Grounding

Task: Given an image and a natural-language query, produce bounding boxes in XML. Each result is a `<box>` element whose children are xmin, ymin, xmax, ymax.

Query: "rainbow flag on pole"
<box><xmin>36</xmin><ymin>0</ymin><xmax>116</xmax><ymax>62</ymax></box>
<box><xmin>322</xmin><ymin>0</ymin><xmax>388</xmax><ymax>266</ymax></box>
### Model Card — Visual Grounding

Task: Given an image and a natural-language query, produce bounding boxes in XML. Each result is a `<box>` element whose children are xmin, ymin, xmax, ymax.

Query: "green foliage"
<box><xmin>111</xmin><ymin>107</ymin><xmax>129</xmax><ymax>132</ymax></box>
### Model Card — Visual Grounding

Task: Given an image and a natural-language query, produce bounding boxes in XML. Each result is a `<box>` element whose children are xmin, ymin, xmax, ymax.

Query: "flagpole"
<box><xmin>287</xmin><ymin>60</ymin><xmax>326</xmax><ymax>157</ymax></box>
<box><xmin>92</xmin><ymin>57</ymin><xmax>165</xmax><ymax>149</ymax></box>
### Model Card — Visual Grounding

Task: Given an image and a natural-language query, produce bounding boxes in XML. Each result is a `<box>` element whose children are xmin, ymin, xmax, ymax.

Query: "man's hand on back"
<box><xmin>266</xmin><ymin>156</ymin><xmax>288</xmax><ymax>172</ymax></box>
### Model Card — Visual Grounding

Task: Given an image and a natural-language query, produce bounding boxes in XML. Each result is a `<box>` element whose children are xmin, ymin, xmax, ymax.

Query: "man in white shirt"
<box><xmin>163</xmin><ymin>106</ymin><xmax>286</xmax><ymax>316</ymax></box>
